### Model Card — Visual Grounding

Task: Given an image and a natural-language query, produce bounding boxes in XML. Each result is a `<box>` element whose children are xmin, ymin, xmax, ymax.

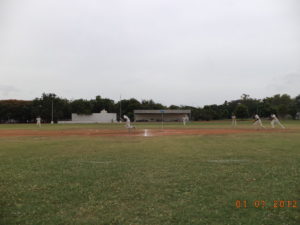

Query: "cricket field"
<box><xmin>0</xmin><ymin>120</ymin><xmax>299</xmax><ymax>225</ymax></box>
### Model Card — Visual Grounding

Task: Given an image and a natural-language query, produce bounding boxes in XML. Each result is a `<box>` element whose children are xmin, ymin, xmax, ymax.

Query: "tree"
<box><xmin>91</xmin><ymin>96</ymin><xmax>116</xmax><ymax>113</ymax></box>
<box><xmin>234</xmin><ymin>104</ymin><xmax>249</xmax><ymax>118</ymax></box>
<box><xmin>70</xmin><ymin>99</ymin><xmax>92</xmax><ymax>115</ymax></box>
<box><xmin>0</xmin><ymin>100</ymin><xmax>33</xmax><ymax>123</ymax></box>
<box><xmin>1</xmin><ymin>92</ymin><xmax>300</xmax><ymax>123</ymax></box>
<box><xmin>115</xmin><ymin>98</ymin><xmax>141</xmax><ymax>121</ymax></box>
<box><xmin>169</xmin><ymin>105</ymin><xmax>180</xmax><ymax>109</ymax></box>
<box><xmin>295</xmin><ymin>95</ymin><xmax>300</xmax><ymax>111</ymax></box>
<box><xmin>140</xmin><ymin>100</ymin><xmax>165</xmax><ymax>110</ymax></box>
<box><xmin>32</xmin><ymin>93</ymin><xmax>71</xmax><ymax>122</ymax></box>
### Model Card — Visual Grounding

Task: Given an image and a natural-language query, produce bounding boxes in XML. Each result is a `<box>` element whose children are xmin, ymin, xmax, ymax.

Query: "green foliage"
<box><xmin>140</xmin><ymin>99</ymin><xmax>165</xmax><ymax>110</ymax></box>
<box><xmin>70</xmin><ymin>99</ymin><xmax>92</xmax><ymax>115</ymax></box>
<box><xmin>91</xmin><ymin>96</ymin><xmax>116</xmax><ymax>113</ymax></box>
<box><xmin>0</xmin><ymin>93</ymin><xmax>299</xmax><ymax>123</ymax></box>
<box><xmin>0</xmin><ymin>100</ymin><xmax>33</xmax><ymax>123</ymax></box>
<box><xmin>169</xmin><ymin>105</ymin><xmax>180</xmax><ymax>109</ymax></box>
<box><xmin>33</xmin><ymin>93</ymin><xmax>71</xmax><ymax>122</ymax></box>
<box><xmin>234</xmin><ymin>104</ymin><xmax>249</xmax><ymax>118</ymax></box>
<box><xmin>295</xmin><ymin>95</ymin><xmax>300</xmax><ymax>111</ymax></box>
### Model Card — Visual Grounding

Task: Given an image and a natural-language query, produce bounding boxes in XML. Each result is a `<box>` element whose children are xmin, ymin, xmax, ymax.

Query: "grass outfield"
<box><xmin>0</xmin><ymin>119</ymin><xmax>299</xmax><ymax>130</ymax></box>
<box><xmin>0</xmin><ymin>121</ymin><xmax>299</xmax><ymax>225</ymax></box>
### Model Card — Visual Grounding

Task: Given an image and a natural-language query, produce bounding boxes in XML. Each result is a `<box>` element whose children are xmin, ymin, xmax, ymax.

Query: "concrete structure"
<box><xmin>134</xmin><ymin>109</ymin><xmax>191</xmax><ymax>122</ymax></box>
<box><xmin>58</xmin><ymin>110</ymin><xmax>117</xmax><ymax>124</ymax></box>
<box><xmin>296</xmin><ymin>112</ymin><xmax>300</xmax><ymax>120</ymax></box>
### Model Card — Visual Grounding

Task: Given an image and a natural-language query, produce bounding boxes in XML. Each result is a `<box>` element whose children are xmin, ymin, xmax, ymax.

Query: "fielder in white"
<box><xmin>270</xmin><ymin>114</ymin><xmax>285</xmax><ymax>129</ymax></box>
<box><xmin>231</xmin><ymin>114</ymin><xmax>237</xmax><ymax>127</ymax></box>
<box><xmin>123</xmin><ymin>115</ymin><xmax>135</xmax><ymax>131</ymax></box>
<box><xmin>253</xmin><ymin>114</ymin><xmax>265</xmax><ymax>129</ymax></box>
<box><xmin>182</xmin><ymin>115</ymin><xmax>189</xmax><ymax>125</ymax></box>
<box><xmin>36</xmin><ymin>117</ymin><xmax>41</xmax><ymax>127</ymax></box>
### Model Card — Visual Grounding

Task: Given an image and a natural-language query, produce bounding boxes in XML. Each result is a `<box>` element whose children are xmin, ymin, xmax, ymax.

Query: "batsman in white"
<box><xmin>123</xmin><ymin>115</ymin><xmax>135</xmax><ymax>130</ymax></box>
<box><xmin>231</xmin><ymin>114</ymin><xmax>237</xmax><ymax>127</ymax></box>
<box><xmin>253</xmin><ymin>114</ymin><xmax>265</xmax><ymax>129</ymax></box>
<box><xmin>36</xmin><ymin>117</ymin><xmax>41</xmax><ymax>127</ymax></box>
<box><xmin>270</xmin><ymin>114</ymin><xmax>285</xmax><ymax>129</ymax></box>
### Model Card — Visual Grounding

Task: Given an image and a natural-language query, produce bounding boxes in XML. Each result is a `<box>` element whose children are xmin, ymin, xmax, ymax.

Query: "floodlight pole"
<box><xmin>119</xmin><ymin>95</ymin><xmax>122</xmax><ymax>122</ymax></box>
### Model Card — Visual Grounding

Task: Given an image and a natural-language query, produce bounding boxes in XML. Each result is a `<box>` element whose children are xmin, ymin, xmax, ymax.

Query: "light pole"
<box><xmin>51</xmin><ymin>98</ymin><xmax>54</xmax><ymax>124</ymax></box>
<box><xmin>119</xmin><ymin>95</ymin><xmax>122</xmax><ymax>122</ymax></box>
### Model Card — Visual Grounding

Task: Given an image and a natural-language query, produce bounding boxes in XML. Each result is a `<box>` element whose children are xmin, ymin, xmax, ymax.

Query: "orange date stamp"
<box><xmin>235</xmin><ymin>200</ymin><xmax>297</xmax><ymax>209</ymax></box>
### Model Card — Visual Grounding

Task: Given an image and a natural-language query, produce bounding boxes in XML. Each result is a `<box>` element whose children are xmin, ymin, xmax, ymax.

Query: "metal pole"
<box><xmin>119</xmin><ymin>95</ymin><xmax>122</xmax><ymax>122</ymax></box>
<box><xmin>51</xmin><ymin>99</ymin><xmax>54</xmax><ymax>124</ymax></box>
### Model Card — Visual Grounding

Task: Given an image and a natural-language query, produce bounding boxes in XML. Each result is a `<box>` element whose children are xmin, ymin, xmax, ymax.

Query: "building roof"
<box><xmin>134</xmin><ymin>109</ymin><xmax>191</xmax><ymax>114</ymax></box>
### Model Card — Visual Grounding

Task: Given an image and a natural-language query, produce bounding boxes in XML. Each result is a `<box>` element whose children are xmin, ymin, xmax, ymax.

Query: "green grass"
<box><xmin>0</xmin><ymin>119</ymin><xmax>299</xmax><ymax>130</ymax></box>
<box><xmin>0</xmin><ymin>121</ymin><xmax>299</xmax><ymax>225</ymax></box>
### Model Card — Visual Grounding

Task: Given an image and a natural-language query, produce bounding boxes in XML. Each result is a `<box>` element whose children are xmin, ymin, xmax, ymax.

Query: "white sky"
<box><xmin>0</xmin><ymin>0</ymin><xmax>299</xmax><ymax>106</ymax></box>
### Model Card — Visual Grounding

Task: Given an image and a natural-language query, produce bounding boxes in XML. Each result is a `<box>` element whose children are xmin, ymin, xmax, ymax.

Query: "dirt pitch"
<box><xmin>0</xmin><ymin>128</ymin><xmax>288</xmax><ymax>137</ymax></box>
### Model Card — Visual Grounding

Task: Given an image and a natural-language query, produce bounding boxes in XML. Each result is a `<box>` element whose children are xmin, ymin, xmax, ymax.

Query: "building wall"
<box><xmin>71</xmin><ymin>113</ymin><xmax>116</xmax><ymax>123</ymax></box>
<box><xmin>58</xmin><ymin>111</ymin><xmax>116</xmax><ymax>124</ymax></box>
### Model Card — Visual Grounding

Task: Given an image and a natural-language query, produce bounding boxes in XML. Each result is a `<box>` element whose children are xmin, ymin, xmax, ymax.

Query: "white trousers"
<box><xmin>271</xmin><ymin>119</ymin><xmax>285</xmax><ymax>128</ymax></box>
<box><xmin>232</xmin><ymin>119</ymin><xmax>237</xmax><ymax>127</ymax></box>
<box><xmin>253</xmin><ymin>119</ymin><xmax>265</xmax><ymax>128</ymax></box>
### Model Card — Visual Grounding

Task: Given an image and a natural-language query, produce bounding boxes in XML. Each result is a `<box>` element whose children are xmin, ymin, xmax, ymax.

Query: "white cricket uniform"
<box><xmin>253</xmin><ymin>114</ymin><xmax>265</xmax><ymax>128</ymax></box>
<box><xmin>271</xmin><ymin>114</ymin><xmax>285</xmax><ymax>129</ymax></box>
<box><xmin>231</xmin><ymin>115</ymin><xmax>237</xmax><ymax>127</ymax></box>
<box><xmin>36</xmin><ymin>117</ymin><xmax>41</xmax><ymax>127</ymax></box>
<box><xmin>123</xmin><ymin>115</ymin><xmax>133</xmax><ymax>129</ymax></box>
<box><xmin>182</xmin><ymin>116</ymin><xmax>188</xmax><ymax>125</ymax></box>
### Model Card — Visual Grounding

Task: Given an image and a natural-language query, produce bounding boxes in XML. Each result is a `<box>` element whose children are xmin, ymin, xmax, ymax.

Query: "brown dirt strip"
<box><xmin>0</xmin><ymin>128</ymin><xmax>290</xmax><ymax>137</ymax></box>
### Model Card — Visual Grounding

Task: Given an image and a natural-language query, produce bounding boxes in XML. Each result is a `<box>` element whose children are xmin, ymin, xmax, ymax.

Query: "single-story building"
<box><xmin>134</xmin><ymin>109</ymin><xmax>191</xmax><ymax>122</ymax></box>
<box><xmin>58</xmin><ymin>109</ymin><xmax>117</xmax><ymax>124</ymax></box>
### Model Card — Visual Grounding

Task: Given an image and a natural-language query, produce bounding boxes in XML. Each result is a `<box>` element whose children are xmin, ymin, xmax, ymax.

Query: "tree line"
<box><xmin>0</xmin><ymin>93</ymin><xmax>299</xmax><ymax>123</ymax></box>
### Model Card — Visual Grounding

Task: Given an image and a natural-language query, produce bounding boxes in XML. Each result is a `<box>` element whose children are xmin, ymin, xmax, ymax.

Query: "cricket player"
<box><xmin>270</xmin><ymin>114</ymin><xmax>285</xmax><ymax>129</ymax></box>
<box><xmin>36</xmin><ymin>117</ymin><xmax>41</xmax><ymax>127</ymax></box>
<box><xmin>231</xmin><ymin>114</ymin><xmax>237</xmax><ymax>127</ymax></box>
<box><xmin>253</xmin><ymin>114</ymin><xmax>265</xmax><ymax>129</ymax></box>
<box><xmin>182</xmin><ymin>115</ymin><xmax>189</xmax><ymax>125</ymax></box>
<box><xmin>123</xmin><ymin>115</ymin><xmax>135</xmax><ymax>130</ymax></box>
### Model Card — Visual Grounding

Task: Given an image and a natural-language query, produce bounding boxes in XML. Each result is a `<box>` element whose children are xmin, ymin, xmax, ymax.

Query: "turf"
<box><xmin>0</xmin><ymin>121</ymin><xmax>299</xmax><ymax>225</ymax></box>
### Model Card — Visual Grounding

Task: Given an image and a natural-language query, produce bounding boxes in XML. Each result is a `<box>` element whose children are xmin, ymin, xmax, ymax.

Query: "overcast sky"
<box><xmin>0</xmin><ymin>0</ymin><xmax>299</xmax><ymax>106</ymax></box>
